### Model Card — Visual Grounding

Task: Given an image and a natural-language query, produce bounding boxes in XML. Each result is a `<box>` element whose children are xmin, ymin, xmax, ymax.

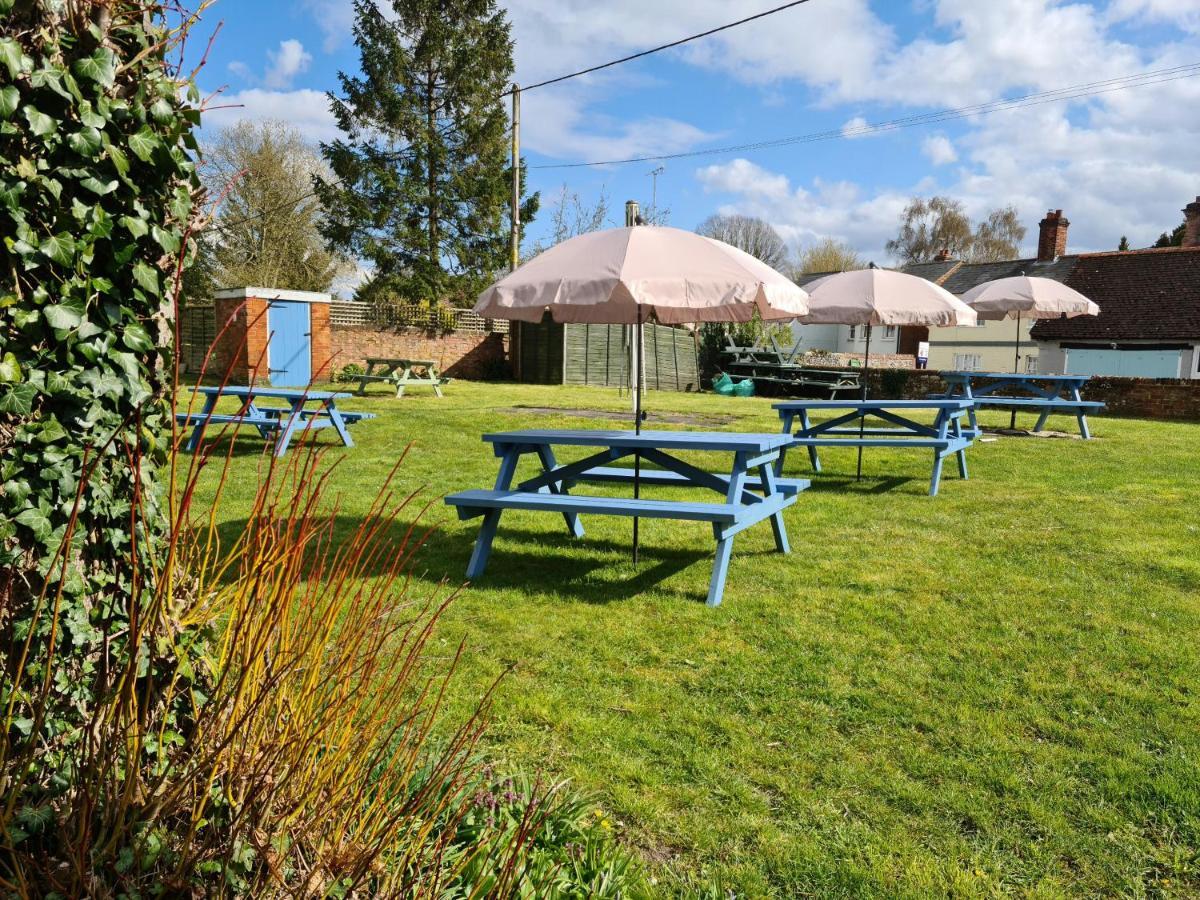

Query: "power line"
<box><xmin>507</xmin><ymin>0</ymin><xmax>817</xmax><ymax>95</ymax></box>
<box><xmin>204</xmin><ymin>62</ymin><xmax>1200</xmax><ymax>234</ymax></box>
<box><xmin>530</xmin><ymin>61</ymin><xmax>1200</xmax><ymax>169</ymax></box>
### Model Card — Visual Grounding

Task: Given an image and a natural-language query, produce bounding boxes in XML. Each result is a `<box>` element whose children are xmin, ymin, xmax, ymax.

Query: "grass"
<box><xmin>178</xmin><ymin>381</ymin><xmax>1200</xmax><ymax>897</ymax></box>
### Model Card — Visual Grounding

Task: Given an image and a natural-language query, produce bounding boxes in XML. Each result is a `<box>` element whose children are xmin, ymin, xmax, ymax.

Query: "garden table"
<box><xmin>774</xmin><ymin>399</ymin><xmax>974</xmax><ymax>496</ymax></box>
<box><xmin>445</xmin><ymin>429</ymin><xmax>808</xmax><ymax>607</ymax></box>
<box><xmin>176</xmin><ymin>386</ymin><xmax>374</xmax><ymax>457</ymax></box>
<box><xmin>935</xmin><ymin>372</ymin><xmax>1103</xmax><ymax>438</ymax></box>
<box><xmin>355</xmin><ymin>356</ymin><xmax>446</xmax><ymax>397</ymax></box>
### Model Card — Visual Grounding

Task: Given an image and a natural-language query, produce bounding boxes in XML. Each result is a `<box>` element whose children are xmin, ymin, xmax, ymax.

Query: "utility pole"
<box><xmin>510</xmin><ymin>83</ymin><xmax>521</xmax><ymax>272</ymax></box>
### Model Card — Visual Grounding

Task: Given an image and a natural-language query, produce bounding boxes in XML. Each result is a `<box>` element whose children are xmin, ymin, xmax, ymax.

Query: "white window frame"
<box><xmin>954</xmin><ymin>353</ymin><xmax>982</xmax><ymax>371</ymax></box>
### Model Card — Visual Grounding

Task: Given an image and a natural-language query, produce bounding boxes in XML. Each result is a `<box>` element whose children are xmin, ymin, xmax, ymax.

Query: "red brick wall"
<box><xmin>329</xmin><ymin>326</ymin><xmax>509</xmax><ymax>380</ymax></box>
<box><xmin>212</xmin><ymin>297</ymin><xmax>269</xmax><ymax>382</ymax></box>
<box><xmin>309</xmin><ymin>302</ymin><xmax>333</xmax><ymax>381</ymax></box>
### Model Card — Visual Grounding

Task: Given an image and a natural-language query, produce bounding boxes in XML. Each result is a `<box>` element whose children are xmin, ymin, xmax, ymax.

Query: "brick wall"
<box><xmin>795</xmin><ymin>367</ymin><xmax>1200</xmax><ymax>421</ymax></box>
<box><xmin>329</xmin><ymin>326</ymin><xmax>509</xmax><ymax>380</ymax></box>
<box><xmin>310</xmin><ymin>302</ymin><xmax>333</xmax><ymax>381</ymax></box>
<box><xmin>212</xmin><ymin>296</ymin><xmax>269</xmax><ymax>382</ymax></box>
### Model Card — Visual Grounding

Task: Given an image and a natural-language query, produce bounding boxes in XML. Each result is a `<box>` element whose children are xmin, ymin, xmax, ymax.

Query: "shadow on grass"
<box><xmin>795</xmin><ymin>474</ymin><xmax>920</xmax><ymax>494</ymax></box>
<box><xmin>172</xmin><ymin>428</ymin><xmax>355</xmax><ymax>459</ymax></box>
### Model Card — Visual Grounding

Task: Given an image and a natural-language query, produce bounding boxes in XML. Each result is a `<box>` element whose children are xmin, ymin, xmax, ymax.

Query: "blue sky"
<box><xmin>198</xmin><ymin>0</ymin><xmax>1200</xmax><ymax>271</ymax></box>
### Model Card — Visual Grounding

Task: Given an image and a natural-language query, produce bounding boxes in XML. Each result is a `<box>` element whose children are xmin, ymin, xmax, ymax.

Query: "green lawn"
<box><xmin>179</xmin><ymin>382</ymin><xmax>1200</xmax><ymax>897</ymax></box>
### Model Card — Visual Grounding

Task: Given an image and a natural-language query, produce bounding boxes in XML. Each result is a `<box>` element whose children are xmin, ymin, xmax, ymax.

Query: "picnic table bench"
<box><xmin>774</xmin><ymin>399</ymin><xmax>975</xmax><ymax>496</ymax></box>
<box><xmin>445</xmin><ymin>429</ymin><xmax>807</xmax><ymax>607</ymax></box>
<box><xmin>355</xmin><ymin>356</ymin><xmax>447</xmax><ymax>397</ymax></box>
<box><xmin>175</xmin><ymin>386</ymin><xmax>375</xmax><ymax>456</ymax></box>
<box><xmin>932</xmin><ymin>372</ymin><xmax>1104</xmax><ymax>439</ymax></box>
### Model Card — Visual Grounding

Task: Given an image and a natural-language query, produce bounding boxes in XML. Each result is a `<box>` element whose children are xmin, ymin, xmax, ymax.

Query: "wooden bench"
<box><xmin>356</xmin><ymin>357</ymin><xmax>447</xmax><ymax>398</ymax></box>
<box><xmin>934</xmin><ymin>372</ymin><xmax>1104</xmax><ymax>439</ymax></box>
<box><xmin>447</xmin><ymin>490</ymin><xmax>741</xmax><ymax>524</ymax></box>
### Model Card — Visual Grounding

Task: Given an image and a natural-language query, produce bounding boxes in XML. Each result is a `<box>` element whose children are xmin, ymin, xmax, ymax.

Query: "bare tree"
<box><xmin>525</xmin><ymin>185</ymin><xmax>612</xmax><ymax>257</ymax></box>
<box><xmin>795</xmin><ymin>237</ymin><xmax>865</xmax><ymax>274</ymax></box>
<box><xmin>696</xmin><ymin>213</ymin><xmax>789</xmax><ymax>269</ymax></box>
<box><xmin>204</xmin><ymin>119</ymin><xmax>345</xmax><ymax>292</ymax></box>
<box><xmin>885</xmin><ymin>196</ymin><xmax>974</xmax><ymax>263</ymax></box>
<box><xmin>968</xmin><ymin>206</ymin><xmax>1026</xmax><ymax>262</ymax></box>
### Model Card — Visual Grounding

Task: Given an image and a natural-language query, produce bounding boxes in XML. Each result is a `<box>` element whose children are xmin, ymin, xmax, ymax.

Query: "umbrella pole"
<box><xmin>633</xmin><ymin>308</ymin><xmax>643</xmax><ymax>565</ymax></box>
<box><xmin>1010</xmin><ymin>311</ymin><xmax>1020</xmax><ymax>430</ymax></box>
<box><xmin>856</xmin><ymin>324</ymin><xmax>871</xmax><ymax>481</ymax></box>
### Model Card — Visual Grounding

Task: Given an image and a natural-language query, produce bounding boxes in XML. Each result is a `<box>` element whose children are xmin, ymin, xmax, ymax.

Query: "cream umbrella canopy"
<box><xmin>474</xmin><ymin>224</ymin><xmax>810</xmax><ymax>562</ymax></box>
<box><xmin>797</xmin><ymin>266</ymin><xmax>978</xmax><ymax>479</ymax></box>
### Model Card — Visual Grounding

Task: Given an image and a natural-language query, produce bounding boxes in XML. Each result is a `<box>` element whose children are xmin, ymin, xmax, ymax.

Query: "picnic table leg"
<box><xmin>466</xmin><ymin>448</ymin><xmax>520</xmax><ymax>580</ymax></box>
<box><xmin>707</xmin><ymin>456</ymin><xmax>747</xmax><ymax>607</ymax></box>
<box><xmin>534</xmin><ymin>446</ymin><xmax>585</xmax><ymax>538</ymax></box>
<box><xmin>757</xmin><ymin>462</ymin><xmax>790</xmax><ymax>554</ymax></box>
<box><xmin>324</xmin><ymin>403</ymin><xmax>355</xmax><ymax>448</ymax></box>
<box><xmin>929</xmin><ymin>452</ymin><xmax>945</xmax><ymax>496</ymax></box>
<box><xmin>800</xmin><ymin>410</ymin><xmax>821</xmax><ymax>472</ymax></box>
<box><xmin>1071</xmin><ymin>387</ymin><xmax>1092</xmax><ymax>439</ymax></box>
<box><xmin>274</xmin><ymin>401</ymin><xmax>306</xmax><ymax>457</ymax></box>
<box><xmin>185</xmin><ymin>393</ymin><xmax>219</xmax><ymax>452</ymax></box>
<box><xmin>432</xmin><ymin>366</ymin><xmax>444</xmax><ymax>399</ymax></box>
<box><xmin>395</xmin><ymin>366</ymin><xmax>410</xmax><ymax>398</ymax></box>
<box><xmin>1033</xmin><ymin>407</ymin><xmax>1050</xmax><ymax>432</ymax></box>
<box><xmin>774</xmin><ymin>412</ymin><xmax>794</xmax><ymax>476</ymax></box>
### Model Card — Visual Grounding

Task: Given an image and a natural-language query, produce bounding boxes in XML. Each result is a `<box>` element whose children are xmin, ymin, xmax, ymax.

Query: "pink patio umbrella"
<box><xmin>959</xmin><ymin>274</ymin><xmax>1099</xmax><ymax>427</ymax></box>
<box><xmin>798</xmin><ymin>265</ymin><xmax>978</xmax><ymax>480</ymax></box>
<box><xmin>475</xmin><ymin>224</ymin><xmax>810</xmax><ymax>561</ymax></box>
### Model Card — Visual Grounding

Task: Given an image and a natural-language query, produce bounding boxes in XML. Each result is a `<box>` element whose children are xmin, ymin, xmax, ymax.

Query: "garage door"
<box><xmin>1064</xmin><ymin>348</ymin><xmax>1182</xmax><ymax>378</ymax></box>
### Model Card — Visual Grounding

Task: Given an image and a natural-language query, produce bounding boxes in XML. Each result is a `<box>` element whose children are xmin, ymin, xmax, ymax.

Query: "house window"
<box><xmin>884</xmin><ymin>325</ymin><xmax>896</xmax><ymax>338</ymax></box>
<box><xmin>848</xmin><ymin>325</ymin><xmax>857</xmax><ymax>341</ymax></box>
<box><xmin>1024</xmin><ymin>355</ymin><xmax>1039</xmax><ymax>374</ymax></box>
<box><xmin>954</xmin><ymin>353</ymin><xmax>982</xmax><ymax>371</ymax></box>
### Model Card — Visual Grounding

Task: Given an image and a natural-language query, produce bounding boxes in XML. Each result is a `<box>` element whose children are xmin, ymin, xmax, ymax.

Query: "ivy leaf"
<box><xmin>22</xmin><ymin>106</ymin><xmax>57</xmax><ymax>137</ymax></box>
<box><xmin>44</xmin><ymin>302</ymin><xmax>84</xmax><ymax>330</ymax></box>
<box><xmin>67</xmin><ymin>126</ymin><xmax>102</xmax><ymax>157</ymax></box>
<box><xmin>15</xmin><ymin>507</ymin><xmax>51</xmax><ymax>542</ymax></box>
<box><xmin>132</xmin><ymin>261</ymin><xmax>159</xmax><ymax>296</ymax></box>
<box><xmin>38</xmin><ymin>233</ymin><xmax>76</xmax><ymax>266</ymax></box>
<box><xmin>0</xmin><ymin>382</ymin><xmax>36</xmax><ymax>416</ymax></box>
<box><xmin>106</xmin><ymin>143</ymin><xmax>130</xmax><ymax>177</ymax></box>
<box><xmin>0</xmin><ymin>86</ymin><xmax>18</xmax><ymax>120</ymax></box>
<box><xmin>81</xmin><ymin>177</ymin><xmax>118</xmax><ymax>196</ymax></box>
<box><xmin>151</xmin><ymin>225</ymin><xmax>180</xmax><ymax>255</ymax></box>
<box><xmin>72</xmin><ymin>48</ymin><xmax>117</xmax><ymax>88</ymax></box>
<box><xmin>122</xmin><ymin>323</ymin><xmax>153</xmax><ymax>352</ymax></box>
<box><xmin>149</xmin><ymin>98</ymin><xmax>174</xmax><ymax>123</ymax></box>
<box><xmin>0</xmin><ymin>352</ymin><xmax>21</xmax><ymax>383</ymax></box>
<box><xmin>128</xmin><ymin>126</ymin><xmax>159</xmax><ymax>162</ymax></box>
<box><xmin>0</xmin><ymin>38</ymin><xmax>31</xmax><ymax>78</ymax></box>
<box><xmin>121</xmin><ymin>212</ymin><xmax>144</xmax><ymax>238</ymax></box>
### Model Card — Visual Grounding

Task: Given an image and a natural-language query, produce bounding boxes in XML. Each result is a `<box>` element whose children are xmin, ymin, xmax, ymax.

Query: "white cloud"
<box><xmin>922</xmin><ymin>134</ymin><xmax>958</xmax><ymax>166</ymax></box>
<box><xmin>264</xmin><ymin>39</ymin><xmax>313</xmax><ymax>90</ymax></box>
<box><xmin>203</xmin><ymin>89</ymin><xmax>338</xmax><ymax>143</ymax></box>
<box><xmin>303</xmin><ymin>0</ymin><xmax>357</xmax><ymax>52</ymax></box>
<box><xmin>841</xmin><ymin>116</ymin><xmax>872</xmax><ymax>139</ymax></box>
<box><xmin>227</xmin><ymin>60</ymin><xmax>252</xmax><ymax>81</ymax></box>
<box><xmin>1108</xmin><ymin>0</ymin><xmax>1200</xmax><ymax>33</ymax></box>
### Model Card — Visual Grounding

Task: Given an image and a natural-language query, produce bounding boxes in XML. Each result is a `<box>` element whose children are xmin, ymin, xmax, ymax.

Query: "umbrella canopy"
<box><xmin>474</xmin><ymin>226</ymin><xmax>809</xmax><ymax>325</ymax></box>
<box><xmin>959</xmin><ymin>275</ymin><xmax>1099</xmax><ymax>320</ymax></box>
<box><xmin>799</xmin><ymin>268</ymin><xmax>978</xmax><ymax>327</ymax></box>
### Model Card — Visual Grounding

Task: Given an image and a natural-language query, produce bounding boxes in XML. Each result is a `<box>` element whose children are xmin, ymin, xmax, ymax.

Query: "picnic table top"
<box><xmin>193</xmin><ymin>385</ymin><xmax>350</xmax><ymax>401</ymax></box>
<box><xmin>773</xmin><ymin>399</ymin><xmax>974</xmax><ymax>411</ymax></box>
<box><xmin>365</xmin><ymin>356</ymin><xmax>439</xmax><ymax>366</ymax></box>
<box><xmin>942</xmin><ymin>371</ymin><xmax>1089</xmax><ymax>383</ymax></box>
<box><xmin>481</xmin><ymin>428</ymin><xmax>793</xmax><ymax>453</ymax></box>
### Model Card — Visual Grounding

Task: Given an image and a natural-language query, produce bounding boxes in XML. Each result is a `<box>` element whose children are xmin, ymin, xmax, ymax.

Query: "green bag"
<box><xmin>712</xmin><ymin>373</ymin><xmax>735</xmax><ymax>395</ymax></box>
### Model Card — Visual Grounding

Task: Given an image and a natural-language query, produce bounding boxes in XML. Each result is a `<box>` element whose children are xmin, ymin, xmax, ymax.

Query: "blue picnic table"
<box><xmin>445</xmin><ymin>429</ymin><xmax>809</xmax><ymax>607</ymax></box>
<box><xmin>935</xmin><ymin>372</ymin><xmax>1103</xmax><ymax>439</ymax></box>
<box><xmin>773</xmin><ymin>399</ymin><xmax>975</xmax><ymax>496</ymax></box>
<box><xmin>176</xmin><ymin>386</ymin><xmax>375</xmax><ymax>456</ymax></box>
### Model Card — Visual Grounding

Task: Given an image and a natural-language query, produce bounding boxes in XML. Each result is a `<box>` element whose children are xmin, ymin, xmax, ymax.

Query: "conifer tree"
<box><xmin>317</xmin><ymin>0</ymin><xmax>537</xmax><ymax>305</ymax></box>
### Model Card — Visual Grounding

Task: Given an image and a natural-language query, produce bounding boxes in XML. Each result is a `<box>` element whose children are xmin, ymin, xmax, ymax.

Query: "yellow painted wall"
<box><xmin>927</xmin><ymin>318</ymin><xmax>1038</xmax><ymax>372</ymax></box>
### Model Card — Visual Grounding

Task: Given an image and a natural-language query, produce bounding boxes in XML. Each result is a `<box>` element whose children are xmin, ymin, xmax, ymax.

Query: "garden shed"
<box><xmin>212</xmin><ymin>287</ymin><xmax>333</xmax><ymax>386</ymax></box>
<box><xmin>512</xmin><ymin>319</ymin><xmax>700</xmax><ymax>391</ymax></box>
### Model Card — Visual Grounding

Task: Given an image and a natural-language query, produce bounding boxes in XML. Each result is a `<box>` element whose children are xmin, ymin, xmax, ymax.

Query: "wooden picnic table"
<box><xmin>355</xmin><ymin>356</ymin><xmax>446</xmax><ymax>397</ymax></box>
<box><xmin>722</xmin><ymin>335</ymin><xmax>860</xmax><ymax>396</ymax></box>
<box><xmin>935</xmin><ymin>372</ymin><xmax>1103</xmax><ymax>439</ymax></box>
<box><xmin>445</xmin><ymin>429</ymin><xmax>809</xmax><ymax>607</ymax></box>
<box><xmin>774</xmin><ymin>399</ymin><xmax>975</xmax><ymax>496</ymax></box>
<box><xmin>176</xmin><ymin>386</ymin><xmax>375</xmax><ymax>457</ymax></box>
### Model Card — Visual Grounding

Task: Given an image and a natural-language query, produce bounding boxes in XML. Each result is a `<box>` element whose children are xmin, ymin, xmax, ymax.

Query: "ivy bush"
<box><xmin>0</xmin><ymin>0</ymin><xmax>203</xmax><ymax>844</ymax></box>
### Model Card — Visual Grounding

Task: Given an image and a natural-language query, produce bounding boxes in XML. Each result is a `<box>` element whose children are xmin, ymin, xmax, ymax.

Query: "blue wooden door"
<box><xmin>266</xmin><ymin>301</ymin><xmax>312</xmax><ymax>386</ymax></box>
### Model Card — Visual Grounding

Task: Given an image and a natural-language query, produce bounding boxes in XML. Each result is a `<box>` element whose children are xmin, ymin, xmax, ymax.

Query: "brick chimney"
<box><xmin>1184</xmin><ymin>196</ymin><xmax>1200</xmax><ymax>247</ymax></box>
<box><xmin>1037</xmin><ymin>209</ymin><xmax>1070</xmax><ymax>261</ymax></box>
<box><xmin>934</xmin><ymin>247</ymin><xmax>953</xmax><ymax>262</ymax></box>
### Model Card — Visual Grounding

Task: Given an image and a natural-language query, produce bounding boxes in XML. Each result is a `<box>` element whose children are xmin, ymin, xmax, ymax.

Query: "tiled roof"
<box><xmin>937</xmin><ymin>256</ymin><xmax>1080</xmax><ymax>294</ymax></box>
<box><xmin>898</xmin><ymin>260</ymin><xmax>962</xmax><ymax>285</ymax></box>
<box><xmin>1031</xmin><ymin>246</ymin><xmax>1200</xmax><ymax>342</ymax></box>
